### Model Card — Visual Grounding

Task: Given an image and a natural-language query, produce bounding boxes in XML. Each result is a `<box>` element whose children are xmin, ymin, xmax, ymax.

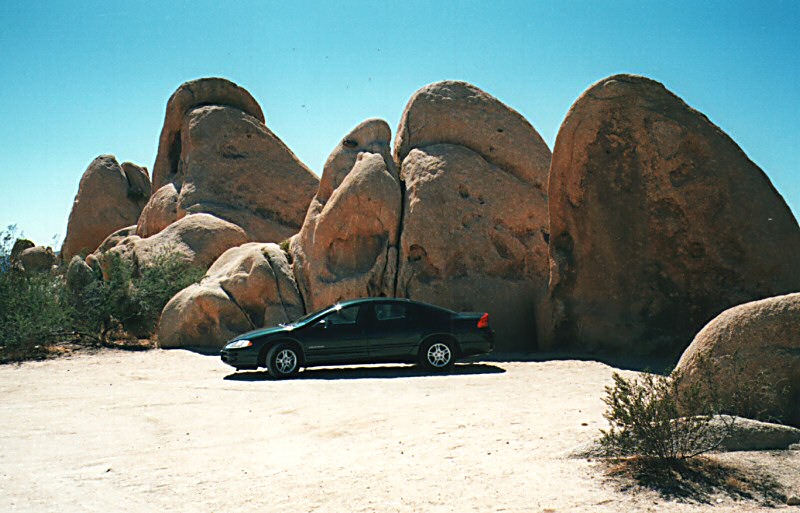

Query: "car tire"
<box><xmin>418</xmin><ymin>338</ymin><xmax>455</xmax><ymax>372</ymax></box>
<box><xmin>266</xmin><ymin>343</ymin><xmax>300</xmax><ymax>379</ymax></box>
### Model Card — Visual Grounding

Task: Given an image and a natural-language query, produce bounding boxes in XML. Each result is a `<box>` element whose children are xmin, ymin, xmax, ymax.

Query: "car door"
<box><xmin>301</xmin><ymin>304</ymin><xmax>370</xmax><ymax>364</ymax></box>
<box><xmin>366</xmin><ymin>302</ymin><xmax>421</xmax><ymax>359</ymax></box>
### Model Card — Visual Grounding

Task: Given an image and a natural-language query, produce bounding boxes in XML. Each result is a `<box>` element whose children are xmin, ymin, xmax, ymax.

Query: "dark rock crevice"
<box><xmin>217</xmin><ymin>282</ymin><xmax>257</xmax><ymax>331</ymax></box>
<box><xmin>391</xmin><ymin>178</ymin><xmax>407</xmax><ymax>298</ymax></box>
<box><xmin>264</xmin><ymin>247</ymin><xmax>301</xmax><ymax>322</ymax></box>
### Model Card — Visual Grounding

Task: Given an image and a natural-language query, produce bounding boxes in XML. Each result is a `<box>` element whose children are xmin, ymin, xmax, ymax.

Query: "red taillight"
<box><xmin>477</xmin><ymin>313</ymin><xmax>489</xmax><ymax>329</ymax></box>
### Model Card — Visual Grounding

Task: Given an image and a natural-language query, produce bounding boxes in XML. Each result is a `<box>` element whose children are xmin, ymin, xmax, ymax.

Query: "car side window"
<box><xmin>326</xmin><ymin>305</ymin><xmax>360</xmax><ymax>325</ymax></box>
<box><xmin>375</xmin><ymin>303</ymin><xmax>407</xmax><ymax>321</ymax></box>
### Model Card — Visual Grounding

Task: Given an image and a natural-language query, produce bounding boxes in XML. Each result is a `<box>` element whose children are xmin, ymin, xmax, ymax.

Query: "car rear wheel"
<box><xmin>419</xmin><ymin>339</ymin><xmax>455</xmax><ymax>372</ymax></box>
<box><xmin>266</xmin><ymin>343</ymin><xmax>300</xmax><ymax>379</ymax></box>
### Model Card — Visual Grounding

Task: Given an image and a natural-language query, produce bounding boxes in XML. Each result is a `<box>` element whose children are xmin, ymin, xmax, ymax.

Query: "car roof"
<box><xmin>337</xmin><ymin>297</ymin><xmax>412</xmax><ymax>307</ymax></box>
<box><xmin>335</xmin><ymin>297</ymin><xmax>455</xmax><ymax>313</ymax></box>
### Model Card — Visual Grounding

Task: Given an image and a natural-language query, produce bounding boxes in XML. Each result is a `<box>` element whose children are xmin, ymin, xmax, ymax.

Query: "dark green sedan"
<box><xmin>220</xmin><ymin>298</ymin><xmax>494</xmax><ymax>378</ymax></box>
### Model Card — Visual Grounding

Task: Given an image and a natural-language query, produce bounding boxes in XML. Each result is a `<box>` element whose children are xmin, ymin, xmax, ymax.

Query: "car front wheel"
<box><xmin>419</xmin><ymin>339</ymin><xmax>455</xmax><ymax>372</ymax></box>
<box><xmin>266</xmin><ymin>343</ymin><xmax>300</xmax><ymax>379</ymax></box>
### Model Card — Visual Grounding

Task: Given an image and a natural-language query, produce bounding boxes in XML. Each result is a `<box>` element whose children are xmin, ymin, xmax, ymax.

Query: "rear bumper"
<box><xmin>459</xmin><ymin>330</ymin><xmax>494</xmax><ymax>358</ymax></box>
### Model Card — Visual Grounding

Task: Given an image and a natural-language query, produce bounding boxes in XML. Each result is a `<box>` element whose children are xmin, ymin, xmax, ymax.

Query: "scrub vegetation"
<box><xmin>0</xmin><ymin>226</ymin><xmax>203</xmax><ymax>363</ymax></box>
<box><xmin>599</xmin><ymin>371</ymin><xmax>734</xmax><ymax>461</ymax></box>
<box><xmin>597</xmin><ymin>368</ymin><xmax>789</xmax><ymax>504</ymax></box>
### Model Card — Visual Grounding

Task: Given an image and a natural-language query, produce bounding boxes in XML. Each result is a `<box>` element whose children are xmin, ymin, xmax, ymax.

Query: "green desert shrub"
<box><xmin>1</xmin><ymin>225</ymin><xmax>204</xmax><ymax>361</ymax></box>
<box><xmin>76</xmin><ymin>248</ymin><xmax>204</xmax><ymax>341</ymax></box>
<box><xmin>0</xmin><ymin>226</ymin><xmax>75</xmax><ymax>361</ymax></box>
<box><xmin>0</xmin><ymin>268</ymin><xmax>75</xmax><ymax>362</ymax></box>
<box><xmin>599</xmin><ymin>371</ymin><xmax>735</xmax><ymax>462</ymax></box>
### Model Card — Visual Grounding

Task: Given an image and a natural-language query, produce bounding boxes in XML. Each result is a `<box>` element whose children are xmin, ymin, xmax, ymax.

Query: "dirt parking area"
<box><xmin>0</xmin><ymin>349</ymin><xmax>797</xmax><ymax>512</ymax></box>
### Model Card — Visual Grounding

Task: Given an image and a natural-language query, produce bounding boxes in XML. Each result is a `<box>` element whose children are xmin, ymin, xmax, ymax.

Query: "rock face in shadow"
<box><xmin>674</xmin><ymin>294</ymin><xmax>800</xmax><ymax>427</ymax></box>
<box><xmin>540</xmin><ymin>74</ymin><xmax>800</xmax><ymax>357</ymax></box>
<box><xmin>291</xmin><ymin>119</ymin><xmax>401</xmax><ymax>312</ymax></box>
<box><xmin>141</xmin><ymin>78</ymin><xmax>318</xmax><ymax>242</ymax></box>
<box><xmin>61</xmin><ymin>155</ymin><xmax>151</xmax><ymax>259</ymax></box>
<box><xmin>394</xmin><ymin>81</ymin><xmax>551</xmax><ymax>351</ymax></box>
<box><xmin>159</xmin><ymin>242</ymin><xmax>303</xmax><ymax>350</ymax></box>
<box><xmin>66</xmin><ymin>255</ymin><xmax>97</xmax><ymax>295</ymax></box>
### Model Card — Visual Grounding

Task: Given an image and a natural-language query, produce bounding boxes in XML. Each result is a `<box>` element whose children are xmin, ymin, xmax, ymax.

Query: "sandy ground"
<box><xmin>0</xmin><ymin>349</ymin><xmax>797</xmax><ymax>513</ymax></box>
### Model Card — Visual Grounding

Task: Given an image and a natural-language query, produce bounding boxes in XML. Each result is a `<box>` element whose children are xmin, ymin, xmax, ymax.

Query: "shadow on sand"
<box><xmin>605</xmin><ymin>456</ymin><xmax>787</xmax><ymax>505</ymax></box>
<box><xmin>486</xmin><ymin>351</ymin><xmax>680</xmax><ymax>375</ymax></box>
<box><xmin>224</xmin><ymin>362</ymin><xmax>506</xmax><ymax>381</ymax></box>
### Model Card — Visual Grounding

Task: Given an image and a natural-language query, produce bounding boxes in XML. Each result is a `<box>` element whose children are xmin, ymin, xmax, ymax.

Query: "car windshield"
<box><xmin>285</xmin><ymin>304</ymin><xmax>340</xmax><ymax>327</ymax></box>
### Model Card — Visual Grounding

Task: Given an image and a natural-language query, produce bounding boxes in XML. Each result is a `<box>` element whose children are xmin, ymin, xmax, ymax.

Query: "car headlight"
<box><xmin>226</xmin><ymin>339</ymin><xmax>252</xmax><ymax>349</ymax></box>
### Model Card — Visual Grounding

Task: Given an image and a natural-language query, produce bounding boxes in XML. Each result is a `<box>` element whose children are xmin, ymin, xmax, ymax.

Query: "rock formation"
<box><xmin>17</xmin><ymin>246</ymin><xmax>56</xmax><ymax>273</ymax></box>
<box><xmin>136</xmin><ymin>184</ymin><xmax>178</xmax><ymax>238</ymax></box>
<box><xmin>711</xmin><ymin>417</ymin><xmax>800</xmax><ymax>451</ymax></box>
<box><xmin>394</xmin><ymin>81</ymin><xmax>551</xmax><ymax>186</ymax></box>
<box><xmin>53</xmin><ymin>75</ymin><xmax>800</xmax><ymax>361</ymax></box>
<box><xmin>540</xmin><ymin>74</ymin><xmax>800</xmax><ymax>357</ymax></box>
<box><xmin>98</xmin><ymin>213</ymin><xmax>249</xmax><ymax>275</ymax></box>
<box><xmin>95</xmin><ymin>225</ymin><xmax>138</xmax><ymax>254</ymax></box>
<box><xmin>674</xmin><ymin>293</ymin><xmax>800</xmax><ymax>427</ymax></box>
<box><xmin>394</xmin><ymin>81</ymin><xmax>551</xmax><ymax>350</ymax></box>
<box><xmin>142</xmin><ymin>78</ymin><xmax>318</xmax><ymax>242</ymax></box>
<box><xmin>151</xmin><ymin>77</ymin><xmax>265</xmax><ymax>191</ymax></box>
<box><xmin>291</xmin><ymin>119</ymin><xmax>401</xmax><ymax>312</ymax></box>
<box><xmin>10</xmin><ymin>239</ymin><xmax>34</xmax><ymax>262</ymax></box>
<box><xmin>61</xmin><ymin>155</ymin><xmax>151</xmax><ymax>260</ymax></box>
<box><xmin>159</xmin><ymin>242</ymin><xmax>303</xmax><ymax>349</ymax></box>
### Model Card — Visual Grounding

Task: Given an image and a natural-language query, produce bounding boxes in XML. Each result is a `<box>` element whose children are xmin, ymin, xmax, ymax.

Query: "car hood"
<box><xmin>230</xmin><ymin>325</ymin><xmax>291</xmax><ymax>341</ymax></box>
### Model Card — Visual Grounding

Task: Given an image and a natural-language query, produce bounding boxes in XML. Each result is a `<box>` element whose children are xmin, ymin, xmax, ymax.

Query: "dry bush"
<box><xmin>600</xmin><ymin>371</ymin><xmax>736</xmax><ymax>461</ymax></box>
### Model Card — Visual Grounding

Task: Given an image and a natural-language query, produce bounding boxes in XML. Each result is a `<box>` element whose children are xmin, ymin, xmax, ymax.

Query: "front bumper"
<box><xmin>220</xmin><ymin>348</ymin><xmax>260</xmax><ymax>370</ymax></box>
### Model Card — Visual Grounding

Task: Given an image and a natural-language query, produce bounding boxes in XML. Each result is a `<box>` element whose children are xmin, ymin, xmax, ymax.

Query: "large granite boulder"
<box><xmin>674</xmin><ymin>293</ymin><xmax>800</xmax><ymax>427</ymax></box>
<box><xmin>136</xmin><ymin>183</ymin><xmax>179</xmax><ymax>238</ymax></box>
<box><xmin>18</xmin><ymin>246</ymin><xmax>56</xmax><ymax>273</ymax></box>
<box><xmin>95</xmin><ymin>225</ymin><xmax>138</xmax><ymax>254</ymax></box>
<box><xmin>317</xmin><ymin>118</ymin><xmax>394</xmax><ymax>202</ymax></box>
<box><xmin>395</xmin><ymin>80</ymin><xmax>551</xmax><ymax>186</ymax></box>
<box><xmin>61</xmin><ymin>155</ymin><xmax>151</xmax><ymax>259</ymax></box>
<box><xmin>394</xmin><ymin>81</ymin><xmax>551</xmax><ymax>351</ymax></box>
<box><xmin>159</xmin><ymin>242</ymin><xmax>303</xmax><ymax>350</ymax></box>
<box><xmin>540</xmin><ymin>74</ymin><xmax>800</xmax><ymax>357</ymax></box>
<box><xmin>143</xmin><ymin>78</ymin><xmax>318</xmax><ymax>242</ymax></box>
<box><xmin>291</xmin><ymin>119</ymin><xmax>401</xmax><ymax>312</ymax></box>
<box><xmin>151</xmin><ymin>77</ymin><xmax>265</xmax><ymax>191</ymax></box>
<box><xmin>98</xmin><ymin>213</ymin><xmax>248</xmax><ymax>275</ymax></box>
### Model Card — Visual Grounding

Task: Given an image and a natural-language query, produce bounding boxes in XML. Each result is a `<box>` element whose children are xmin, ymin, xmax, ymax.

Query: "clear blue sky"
<box><xmin>1</xmin><ymin>1</ymin><xmax>798</xmax><ymax>246</ymax></box>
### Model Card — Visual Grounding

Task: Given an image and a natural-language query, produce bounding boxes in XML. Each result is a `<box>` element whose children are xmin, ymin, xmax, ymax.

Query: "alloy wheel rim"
<box><xmin>427</xmin><ymin>343</ymin><xmax>451</xmax><ymax>367</ymax></box>
<box><xmin>276</xmin><ymin>349</ymin><xmax>297</xmax><ymax>374</ymax></box>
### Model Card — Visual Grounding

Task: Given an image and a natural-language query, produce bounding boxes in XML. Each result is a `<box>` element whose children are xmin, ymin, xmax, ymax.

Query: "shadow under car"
<box><xmin>223</xmin><ymin>362</ymin><xmax>506</xmax><ymax>381</ymax></box>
